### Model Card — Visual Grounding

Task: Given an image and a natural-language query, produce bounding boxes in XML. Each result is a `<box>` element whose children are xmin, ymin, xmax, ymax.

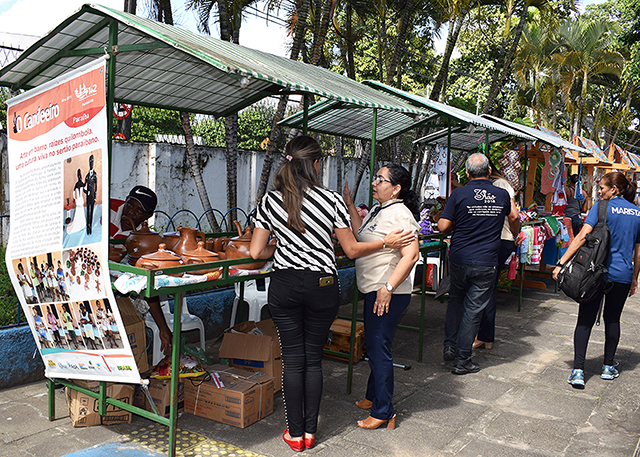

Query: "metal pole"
<box><xmin>303</xmin><ymin>95</ymin><xmax>309</xmax><ymax>135</ymax></box>
<box><xmin>107</xmin><ymin>20</ymin><xmax>117</xmax><ymax>205</ymax></box>
<box><xmin>518</xmin><ymin>144</ymin><xmax>528</xmax><ymax>312</ymax></box>
<box><xmin>446</xmin><ymin>118</ymin><xmax>451</xmax><ymax>198</ymax></box>
<box><xmin>168</xmin><ymin>292</ymin><xmax>183</xmax><ymax>457</ymax></box>
<box><xmin>369</xmin><ymin>109</ymin><xmax>378</xmax><ymax>208</ymax></box>
<box><xmin>347</xmin><ymin>279</ymin><xmax>359</xmax><ymax>394</ymax></box>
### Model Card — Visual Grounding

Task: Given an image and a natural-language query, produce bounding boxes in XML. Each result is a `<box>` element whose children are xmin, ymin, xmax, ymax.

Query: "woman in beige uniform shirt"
<box><xmin>344</xmin><ymin>164</ymin><xmax>420</xmax><ymax>430</ymax></box>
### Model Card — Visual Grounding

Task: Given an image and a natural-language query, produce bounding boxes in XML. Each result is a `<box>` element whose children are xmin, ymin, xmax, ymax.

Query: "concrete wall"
<box><xmin>0</xmin><ymin>325</ymin><xmax>45</xmax><ymax>388</ymax></box>
<box><xmin>110</xmin><ymin>142</ymin><xmax>376</xmax><ymax>230</ymax></box>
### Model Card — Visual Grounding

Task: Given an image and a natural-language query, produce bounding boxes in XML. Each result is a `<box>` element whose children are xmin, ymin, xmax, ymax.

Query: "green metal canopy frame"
<box><xmin>0</xmin><ymin>4</ymin><xmax>455</xmax><ymax>456</ymax></box>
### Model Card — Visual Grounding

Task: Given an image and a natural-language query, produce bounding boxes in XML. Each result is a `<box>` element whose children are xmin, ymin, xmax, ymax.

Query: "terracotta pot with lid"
<box><xmin>124</xmin><ymin>218</ymin><xmax>164</xmax><ymax>266</ymax></box>
<box><xmin>181</xmin><ymin>241</ymin><xmax>221</xmax><ymax>274</ymax></box>
<box><xmin>225</xmin><ymin>221</ymin><xmax>267</xmax><ymax>270</ymax></box>
<box><xmin>135</xmin><ymin>243</ymin><xmax>184</xmax><ymax>276</ymax></box>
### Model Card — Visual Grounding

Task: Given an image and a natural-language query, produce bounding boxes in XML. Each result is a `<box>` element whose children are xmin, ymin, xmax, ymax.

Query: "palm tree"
<box><xmin>554</xmin><ymin>17</ymin><xmax>624</xmax><ymax>137</ymax></box>
<box><xmin>148</xmin><ymin>0</ymin><xmax>220</xmax><ymax>230</ymax></box>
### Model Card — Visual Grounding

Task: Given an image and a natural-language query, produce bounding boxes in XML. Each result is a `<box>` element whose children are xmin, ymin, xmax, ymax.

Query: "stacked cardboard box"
<box><xmin>66</xmin><ymin>380</ymin><xmax>134</xmax><ymax>427</ymax></box>
<box><xmin>219</xmin><ymin>319</ymin><xmax>282</xmax><ymax>391</ymax></box>
<box><xmin>184</xmin><ymin>364</ymin><xmax>274</xmax><ymax>428</ymax></box>
<box><xmin>133</xmin><ymin>379</ymin><xmax>184</xmax><ymax>418</ymax></box>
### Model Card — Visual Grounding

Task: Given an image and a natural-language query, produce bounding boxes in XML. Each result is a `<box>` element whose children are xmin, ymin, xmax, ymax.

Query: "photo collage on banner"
<box><xmin>5</xmin><ymin>58</ymin><xmax>141</xmax><ymax>383</ymax></box>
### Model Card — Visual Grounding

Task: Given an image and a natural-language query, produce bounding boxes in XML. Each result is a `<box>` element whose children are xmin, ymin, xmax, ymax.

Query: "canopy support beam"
<box><xmin>369</xmin><ymin>108</ymin><xmax>378</xmax><ymax>208</ymax></box>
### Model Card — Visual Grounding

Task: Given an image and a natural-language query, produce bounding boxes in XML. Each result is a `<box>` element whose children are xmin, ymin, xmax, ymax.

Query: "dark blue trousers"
<box><xmin>444</xmin><ymin>262</ymin><xmax>497</xmax><ymax>365</ymax></box>
<box><xmin>363</xmin><ymin>291</ymin><xmax>411</xmax><ymax>420</ymax></box>
<box><xmin>477</xmin><ymin>240</ymin><xmax>516</xmax><ymax>343</ymax></box>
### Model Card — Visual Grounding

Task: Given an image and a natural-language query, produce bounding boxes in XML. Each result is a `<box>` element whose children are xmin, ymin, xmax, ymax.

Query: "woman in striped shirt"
<box><xmin>250</xmin><ymin>135</ymin><xmax>414</xmax><ymax>452</ymax></box>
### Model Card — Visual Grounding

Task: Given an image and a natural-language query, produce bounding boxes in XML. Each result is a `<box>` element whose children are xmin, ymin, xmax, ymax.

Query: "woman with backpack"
<box><xmin>553</xmin><ymin>171</ymin><xmax>640</xmax><ymax>389</ymax></box>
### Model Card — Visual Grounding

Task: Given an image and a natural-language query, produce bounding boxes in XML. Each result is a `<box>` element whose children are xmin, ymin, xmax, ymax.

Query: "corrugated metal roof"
<box><xmin>482</xmin><ymin>115</ymin><xmax>589</xmax><ymax>155</ymax></box>
<box><xmin>277</xmin><ymin>99</ymin><xmax>437</xmax><ymax>142</ymax></box>
<box><xmin>0</xmin><ymin>3</ymin><xmax>426</xmax><ymax>117</ymax></box>
<box><xmin>360</xmin><ymin>81</ymin><xmax>535</xmax><ymax>145</ymax></box>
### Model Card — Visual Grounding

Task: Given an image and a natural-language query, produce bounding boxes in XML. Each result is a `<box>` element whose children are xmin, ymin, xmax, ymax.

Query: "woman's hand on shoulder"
<box><xmin>343</xmin><ymin>181</ymin><xmax>353</xmax><ymax>207</ymax></box>
<box><xmin>384</xmin><ymin>229</ymin><xmax>416</xmax><ymax>249</ymax></box>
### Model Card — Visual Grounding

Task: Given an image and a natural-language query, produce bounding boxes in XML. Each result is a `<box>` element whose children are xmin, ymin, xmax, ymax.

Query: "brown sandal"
<box><xmin>355</xmin><ymin>398</ymin><xmax>372</xmax><ymax>409</ymax></box>
<box><xmin>357</xmin><ymin>414</ymin><xmax>396</xmax><ymax>429</ymax></box>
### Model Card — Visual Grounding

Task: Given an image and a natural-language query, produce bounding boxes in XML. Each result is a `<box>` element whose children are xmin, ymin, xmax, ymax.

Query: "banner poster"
<box><xmin>5</xmin><ymin>58</ymin><xmax>142</xmax><ymax>383</ymax></box>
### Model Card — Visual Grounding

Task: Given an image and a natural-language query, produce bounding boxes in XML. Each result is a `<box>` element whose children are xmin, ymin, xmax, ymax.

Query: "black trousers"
<box><xmin>574</xmin><ymin>281</ymin><xmax>631</xmax><ymax>370</ymax></box>
<box><xmin>268</xmin><ymin>269</ymin><xmax>340</xmax><ymax>438</ymax></box>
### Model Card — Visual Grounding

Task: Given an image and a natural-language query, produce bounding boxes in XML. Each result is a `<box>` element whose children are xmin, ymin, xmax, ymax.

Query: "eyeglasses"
<box><xmin>372</xmin><ymin>175</ymin><xmax>392</xmax><ymax>184</ymax></box>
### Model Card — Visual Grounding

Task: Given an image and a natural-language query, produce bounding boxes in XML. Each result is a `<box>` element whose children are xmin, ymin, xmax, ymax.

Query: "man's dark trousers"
<box><xmin>444</xmin><ymin>261</ymin><xmax>497</xmax><ymax>365</ymax></box>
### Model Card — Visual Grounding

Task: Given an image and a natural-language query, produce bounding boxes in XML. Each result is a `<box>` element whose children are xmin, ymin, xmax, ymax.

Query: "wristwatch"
<box><xmin>385</xmin><ymin>282</ymin><xmax>396</xmax><ymax>292</ymax></box>
<box><xmin>556</xmin><ymin>262</ymin><xmax>564</xmax><ymax>268</ymax></box>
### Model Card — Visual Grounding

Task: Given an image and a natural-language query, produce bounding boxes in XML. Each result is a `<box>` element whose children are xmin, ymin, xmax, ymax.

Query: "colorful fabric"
<box><xmin>574</xmin><ymin>136</ymin><xmax>610</xmax><ymax>163</ymax></box>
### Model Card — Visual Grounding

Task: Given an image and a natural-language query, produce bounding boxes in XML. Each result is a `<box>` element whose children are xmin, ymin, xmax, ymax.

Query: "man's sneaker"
<box><xmin>443</xmin><ymin>346</ymin><xmax>456</xmax><ymax>362</ymax></box>
<box><xmin>451</xmin><ymin>360</ymin><xmax>480</xmax><ymax>375</ymax></box>
<box><xmin>567</xmin><ymin>369</ymin><xmax>585</xmax><ymax>389</ymax></box>
<box><xmin>601</xmin><ymin>364</ymin><xmax>620</xmax><ymax>380</ymax></box>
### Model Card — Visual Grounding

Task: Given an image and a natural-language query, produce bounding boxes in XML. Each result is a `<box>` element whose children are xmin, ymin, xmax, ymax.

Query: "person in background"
<box><xmin>250</xmin><ymin>135</ymin><xmax>414</xmax><ymax>452</ymax></box>
<box><xmin>110</xmin><ymin>185</ymin><xmax>172</xmax><ymax>359</ymax></box>
<box><xmin>343</xmin><ymin>164</ymin><xmax>420</xmax><ymax>430</ymax></box>
<box><xmin>565</xmin><ymin>174</ymin><xmax>587</xmax><ymax>237</ymax></box>
<box><xmin>439</xmin><ymin>153</ymin><xmax>520</xmax><ymax>375</ymax></box>
<box><xmin>473</xmin><ymin>161</ymin><xmax>519</xmax><ymax>350</ymax></box>
<box><xmin>554</xmin><ymin>172</ymin><xmax>640</xmax><ymax>389</ymax></box>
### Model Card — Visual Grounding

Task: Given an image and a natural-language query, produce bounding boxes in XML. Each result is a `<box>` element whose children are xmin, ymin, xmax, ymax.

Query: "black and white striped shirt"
<box><xmin>253</xmin><ymin>186</ymin><xmax>350</xmax><ymax>275</ymax></box>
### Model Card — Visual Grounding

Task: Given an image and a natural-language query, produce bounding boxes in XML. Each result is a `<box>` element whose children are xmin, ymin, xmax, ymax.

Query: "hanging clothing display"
<box><xmin>540</xmin><ymin>148</ymin><xmax>563</xmax><ymax>195</ymax></box>
<box><xmin>434</xmin><ymin>144</ymin><xmax>448</xmax><ymax>197</ymax></box>
<box><xmin>498</xmin><ymin>145</ymin><xmax>524</xmax><ymax>193</ymax></box>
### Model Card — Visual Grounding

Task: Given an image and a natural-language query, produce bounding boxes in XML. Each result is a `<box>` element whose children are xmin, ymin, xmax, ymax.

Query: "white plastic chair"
<box><xmin>145</xmin><ymin>296</ymin><xmax>206</xmax><ymax>367</ymax></box>
<box><xmin>230</xmin><ymin>278</ymin><xmax>270</xmax><ymax>326</ymax></box>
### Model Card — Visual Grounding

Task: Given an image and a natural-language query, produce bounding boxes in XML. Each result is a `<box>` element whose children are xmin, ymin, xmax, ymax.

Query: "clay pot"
<box><xmin>135</xmin><ymin>243</ymin><xmax>184</xmax><ymax>276</ymax></box>
<box><xmin>162</xmin><ymin>232</ymin><xmax>181</xmax><ymax>251</ymax></box>
<box><xmin>205</xmin><ymin>237</ymin><xmax>229</xmax><ymax>253</ymax></box>
<box><xmin>181</xmin><ymin>241</ymin><xmax>221</xmax><ymax>274</ymax></box>
<box><xmin>125</xmin><ymin>219</ymin><xmax>164</xmax><ymax>266</ymax></box>
<box><xmin>109</xmin><ymin>244</ymin><xmax>127</xmax><ymax>263</ymax></box>
<box><xmin>172</xmin><ymin>226</ymin><xmax>207</xmax><ymax>257</ymax></box>
<box><xmin>225</xmin><ymin>221</ymin><xmax>266</xmax><ymax>270</ymax></box>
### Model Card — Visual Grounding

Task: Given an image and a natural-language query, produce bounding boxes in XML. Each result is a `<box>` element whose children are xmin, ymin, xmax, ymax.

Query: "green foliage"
<box><xmin>0</xmin><ymin>248</ymin><xmax>22</xmax><ymax>327</ymax></box>
<box><xmin>0</xmin><ymin>88</ymin><xmax>10</xmax><ymax>131</ymax></box>
<box><xmin>193</xmin><ymin>102</ymin><xmax>276</xmax><ymax>150</ymax></box>
<box><xmin>112</xmin><ymin>106</ymin><xmax>184</xmax><ymax>142</ymax></box>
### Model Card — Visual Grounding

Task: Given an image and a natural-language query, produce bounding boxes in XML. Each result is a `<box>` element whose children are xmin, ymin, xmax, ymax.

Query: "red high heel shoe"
<box><xmin>304</xmin><ymin>435</ymin><xmax>316</xmax><ymax>449</ymax></box>
<box><xmin>282</xmin><ymin>429</ymin><xmax>304</xmax><ymax>452</ymax></box>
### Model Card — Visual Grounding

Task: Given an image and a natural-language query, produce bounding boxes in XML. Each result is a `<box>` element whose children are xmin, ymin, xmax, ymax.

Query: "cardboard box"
<box><xmin>324</xmin><ymin>318</ymin><xmax>365</xmax><ymax>363</ymax></box>
<box><xmin>133</xmin><ymin>379</ymin><xmax>184</xmax><ymax>418</ymax></box>
<box><xmin>184</xmin><ymin>364</ymin><xmax>274</xmax><ymax>428</ymax></box>
<box><xmin>219</xmin><ymin>319</ymin><xmax>282</xmax><ymax>391</ymax></box>
<box><xmin>116</xmin><ymin>296</ymin><xmax>149</xmax><ymax>374</ymax></box>
<box><xmin>65</xmin><ymin>380</ymin><xmax>134</xmax><ymax>427</ymax></box>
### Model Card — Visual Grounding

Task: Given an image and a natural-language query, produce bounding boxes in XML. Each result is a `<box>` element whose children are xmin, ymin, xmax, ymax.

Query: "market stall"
<box><xmin>0</xmin><ymin>5</ymin><xmax>448</xmax><ymax>455</ymax></box>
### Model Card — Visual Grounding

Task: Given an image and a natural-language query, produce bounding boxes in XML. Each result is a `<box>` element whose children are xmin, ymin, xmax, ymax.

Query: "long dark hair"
<box><xmin>385</xmin><ymin>163</ymin><xmax>420</xmax><ymax>214</ymax></box>
<box><xmin>601</xmin><ymin>171</ymin><xmax>637</xmax><ymax>203</ymax></box>
<box><xmin>273</xmin><ymin>135</ymin><xmax>323</xmax><ymax>232</ymax></box>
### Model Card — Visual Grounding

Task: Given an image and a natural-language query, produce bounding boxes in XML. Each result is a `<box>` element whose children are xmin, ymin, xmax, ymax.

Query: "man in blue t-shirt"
<box><xmin>438</xmin><ymin>153</ymin><xmax>520</xmax><ymax>374</ymax></box>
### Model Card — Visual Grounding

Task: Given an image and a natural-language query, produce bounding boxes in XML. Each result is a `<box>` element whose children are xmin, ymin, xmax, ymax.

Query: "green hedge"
<box><xmin>0</xmin><ymin>248</ymin><xmax>22</xmax><ymax>327</ymax></box>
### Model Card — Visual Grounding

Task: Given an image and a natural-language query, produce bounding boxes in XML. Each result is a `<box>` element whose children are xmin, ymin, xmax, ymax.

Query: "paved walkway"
<box><xmin>2</xmin><ymin>281</ymin><xmax>640</xmax><ymax>456</ymax></box>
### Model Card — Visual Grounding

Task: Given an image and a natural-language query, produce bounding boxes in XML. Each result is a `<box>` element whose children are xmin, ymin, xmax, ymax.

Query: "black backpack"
<box><xmin>557</xmin><ymin>200</ymin><xmax>612</xmax><ymax>304</ymax></box>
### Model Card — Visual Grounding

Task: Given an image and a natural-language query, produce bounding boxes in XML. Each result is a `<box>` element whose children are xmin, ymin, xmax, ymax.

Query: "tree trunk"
<box><xmin>386</xmin><ymin>0</ymin><xmax>414</xmax><ymax>86</ymax></box>
<box><xmin>482</xmin><ymin>1</ymin><xmax>529</xmax><ymax>114</ymax></box>
<box><xmin>335</xmin><ymin>136</ymin><xmax>343</xmax><ymax>192</ymax></box>
<box><xmin>351</xmin><ymin>141</ymin><xmax>371</xmax><ymax>203</ymax></box>
<box><xmin>346</xmin><ymin>4</ymin><xmax>356</xmax><ymax>80</ymax></box>
<box><xmin>576</xmin><ymin>70</ymin><xmax>589</xmax><ymax>138</ymax></box>
<box><xmin>155</xmin><ymin>0</ymin><xmax>218</xmax><ymax>230</ymax></box>
<box><xmin>430</xmin><ymin>15</ymin><xmax>464</xmax><ymax>101</ymax></box>
<box><xmin>256</xmin><ymin>0</ymin><xmax>311</xmax><ymax>202</ymax></box>
<box><xmin>412</xmin><ymin>143</ymin><xmax>425</xmax><ymax>189</ymax></box>
<box><xmin>124</xmin><ymin>0</ymin><xmax>136</xmax><ymax>14</ymax></box>
<box><xmin>180</xmin><ymin>112</ymin><xmax>219</xmax><ymax>231</ymax></box>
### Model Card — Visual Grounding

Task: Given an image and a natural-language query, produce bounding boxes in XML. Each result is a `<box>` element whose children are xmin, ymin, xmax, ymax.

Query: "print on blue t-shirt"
<box><xmin>440</xmin><ymin>179</ymin><xmax>511</xmax><ymax>266</ymax></box>
<box><xmin>584</xmin><ymin>197</ymin><xmax>640</xmax><ymax>284</ymax></box>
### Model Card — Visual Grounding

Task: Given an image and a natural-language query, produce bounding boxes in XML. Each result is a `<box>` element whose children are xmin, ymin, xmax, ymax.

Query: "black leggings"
<box><xmin>268</xmin><ymin>269</ymin><xmax>340</xmax><ymax>438</ymax></box>
<box><xmin>573</xmin><ymin>281</ymin><xmax>631</xmax><ymax>370</ymax></box>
